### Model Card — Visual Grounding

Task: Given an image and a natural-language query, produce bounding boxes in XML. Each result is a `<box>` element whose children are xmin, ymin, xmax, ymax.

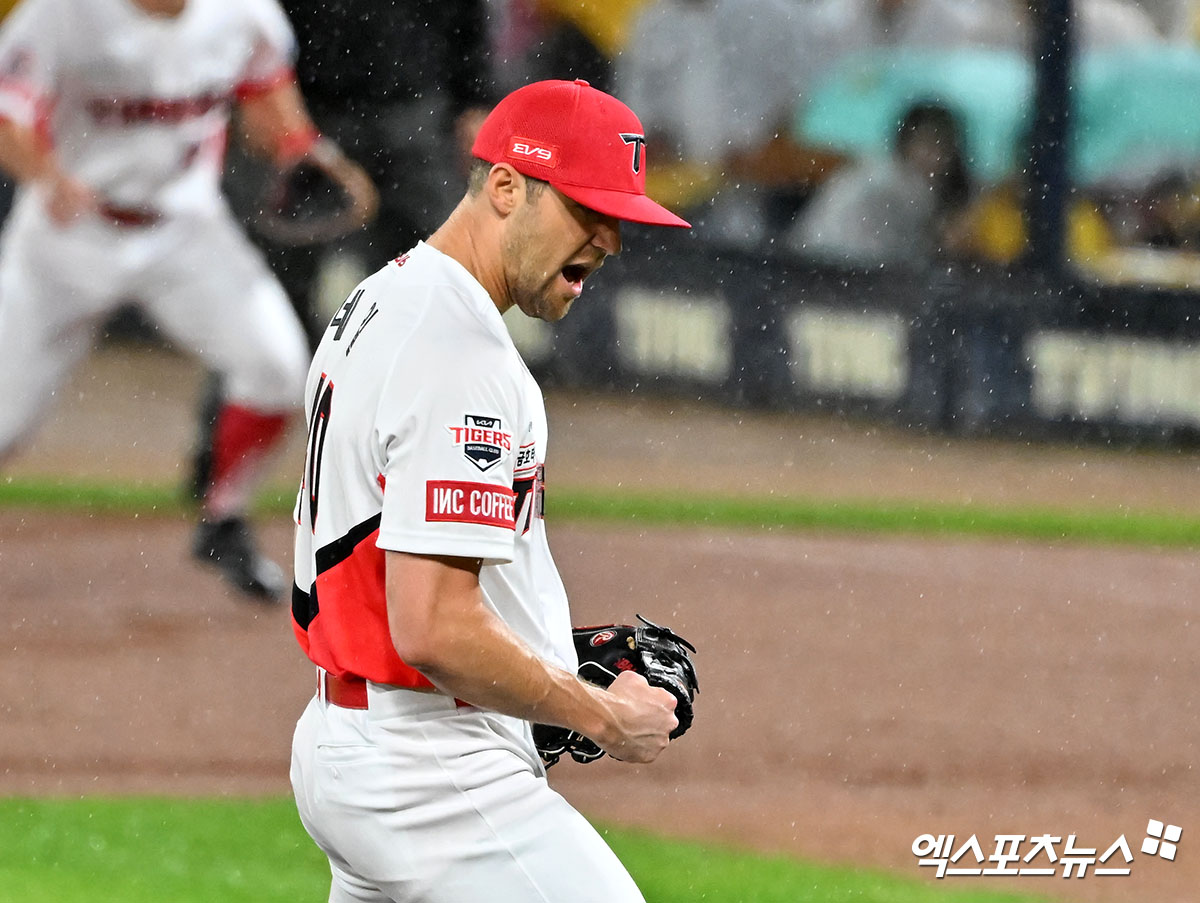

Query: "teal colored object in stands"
<box><xmin>799</xmin><ymin>46</ymin><xmax>1200</xmax><ymax>188</ymax></box>
<box><xmin>798</xmin><ymin>48</ymin><xmax>1032</xmax><ymax>184</ymax></box>
<box><xmin>1076</xmin><ymin>47</ymin><xmax>1200</xmax><ymax>186</ymax></box>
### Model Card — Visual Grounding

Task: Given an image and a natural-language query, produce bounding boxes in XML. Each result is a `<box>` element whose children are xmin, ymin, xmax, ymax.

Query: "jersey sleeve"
<box><xmin>235</xmin><ymin>0</ymin><xmax>299</xmax><ymax>100</ymax></box>
<box><xmin>0</xmin><ymin>0</ymin><xmax>60</xmax><ymax>128</ymax></box>
<box><xmin>375</xmin><ymin>304</ymin><xmax>526</xmax><ymax>563</ymax></box>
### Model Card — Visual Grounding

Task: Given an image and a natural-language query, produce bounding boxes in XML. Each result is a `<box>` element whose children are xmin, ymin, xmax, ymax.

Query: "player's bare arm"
<box><xmin>236</xmin><ymin>76</ymin><xmax>313</xmax><ymax>162</ymax></box>
<box><xmin>386</xmin><ymin>550</ymin><xmax>678</xmax><ymax>763</ymax></box>
<box><xmin>0</xmin><ymin>117</ymin><xmax>96</xmax><ymax>223</ymax></box>
<box><xmin>237</xmin><ymin>78</ymin><xmax>378</xmax><ymax>219</ymax></box>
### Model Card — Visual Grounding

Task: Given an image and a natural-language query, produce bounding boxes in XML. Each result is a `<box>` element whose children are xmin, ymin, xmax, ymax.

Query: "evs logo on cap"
<box><xmin>510</xmin><ymin>138</ymin><xmax>557</xmax><ymax>166</ymax></box>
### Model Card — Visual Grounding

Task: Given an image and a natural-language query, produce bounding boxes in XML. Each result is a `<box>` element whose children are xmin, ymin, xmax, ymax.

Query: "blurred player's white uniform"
<box><xmin>0</xmin><ymin>0</ymin><xmax>307</xmax><ymax>478</ymax></box>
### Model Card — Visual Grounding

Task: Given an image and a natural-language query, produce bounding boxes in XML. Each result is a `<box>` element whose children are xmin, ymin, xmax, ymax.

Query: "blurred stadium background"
<box><xmin>4</xmin><ymin>2</ymin><xmax>1200</xmax><ymax>902</ymax></box>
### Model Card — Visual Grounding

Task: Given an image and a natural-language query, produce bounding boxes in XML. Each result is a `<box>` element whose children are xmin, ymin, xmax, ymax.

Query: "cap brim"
<box><xmin>556</xmin><ymin>184</ymin><xmax>691</xmax><ymax>228</ymax></box>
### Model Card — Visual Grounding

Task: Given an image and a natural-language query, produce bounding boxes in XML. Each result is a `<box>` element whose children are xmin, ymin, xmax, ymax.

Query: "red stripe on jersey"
<box><xmin>234</xmin><ymin>65</ymin><xmax>296</xmax><ymax>102</ymax></box>
<box><xmin>425</xmin><ymin>481</ymin><xmax>516</xmax><ymax>528</ymax></box>
<box><xmin>292</xmin><ymin>519</ymin><xmax>435</xmax><ymax>690</ymax></box>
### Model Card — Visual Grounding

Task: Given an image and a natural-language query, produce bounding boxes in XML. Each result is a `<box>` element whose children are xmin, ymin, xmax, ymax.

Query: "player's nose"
<box><xmin>591</xmin><ymin>216</ymin><xmax>621</xmax><ymax>258</ymax></box>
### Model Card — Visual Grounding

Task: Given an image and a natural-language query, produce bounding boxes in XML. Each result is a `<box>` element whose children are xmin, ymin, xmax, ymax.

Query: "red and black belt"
<box><xmin>98</xmin><ymin>203</ymin><xmax>162</xmax><ymax>228</ymax></box>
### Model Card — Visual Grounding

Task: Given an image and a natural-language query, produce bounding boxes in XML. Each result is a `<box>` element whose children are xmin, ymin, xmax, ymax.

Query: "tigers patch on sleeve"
<box><xmin>447</xmin><ymin>414</ymin><xmax>512</xmax><ymax>472</ymax></box>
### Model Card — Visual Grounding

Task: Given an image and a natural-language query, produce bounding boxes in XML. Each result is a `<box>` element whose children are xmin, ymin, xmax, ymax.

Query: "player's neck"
<box><xmin>129</xmin><ymin>0</ymin><xmax>187</xmax><ymax>18</ymax></box>
<box><xmin>427</xmin><ymin>204</ymin><xmax>512</xmax><ymax>316</ymax></box>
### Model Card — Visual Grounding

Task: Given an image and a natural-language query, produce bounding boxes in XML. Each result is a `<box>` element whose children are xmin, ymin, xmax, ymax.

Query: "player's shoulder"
<box><xmin>1</xmin><ymin>0</ymin><xmax>117</xmax><ymax>60</ymax></box>
<box><xmin>385</xmin><ymin>245</ymin><xmax>513</xmax><ymax>346</ymax></box>
<box><xmin>189</xmin><ymin>0</ymin><xmax>290</xmax><ymax>36</ymax></box>
<box><xmin>365</xmin><ymin>253</ymin><xmax>520</xmax><ymax>390</ymax></box>
<box><xmin>236</xmin><ymin>0</ymin><xmax>292</xmax><ymax>24</ymax></box>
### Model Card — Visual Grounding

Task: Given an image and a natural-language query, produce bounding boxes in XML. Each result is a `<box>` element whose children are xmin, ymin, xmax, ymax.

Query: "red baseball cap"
<box><xmin>472</xmin><ymin>79</ymin><xmax>691</xmax><ymax>229</ymax></box>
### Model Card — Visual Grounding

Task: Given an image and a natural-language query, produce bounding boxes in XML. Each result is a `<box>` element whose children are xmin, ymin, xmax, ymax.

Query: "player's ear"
<box><xmin>484</xmin><ymin>163</ymin><xmax>523</xmax><ymax>217</ymax></box>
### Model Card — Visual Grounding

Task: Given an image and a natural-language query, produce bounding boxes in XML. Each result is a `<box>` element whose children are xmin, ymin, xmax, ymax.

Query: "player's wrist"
<box><xmin>274</xmin><ymin>125</ymin><xmax>321</xmax><ymax>167</ymax></box>
<box><xmin>569</xmin><ymin>679</ymin><xmax>623</xmax><ymax>751</ymax></box>
<box><xmin>25</xmin><ymin>155</ymin><xmax>63</xmax><ymax>187</ymax></box>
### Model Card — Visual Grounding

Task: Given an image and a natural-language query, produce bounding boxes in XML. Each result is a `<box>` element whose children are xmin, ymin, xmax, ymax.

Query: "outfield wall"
<box><xmin>507</xmin><ymin>228</ymin><xmax>1200</xmax><ymax>445</ymax></box>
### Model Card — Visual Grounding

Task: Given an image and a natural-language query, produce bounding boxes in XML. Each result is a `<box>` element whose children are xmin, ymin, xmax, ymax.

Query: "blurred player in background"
<box><xmin>0</xmin><ymin>0</ymin><xmax>371</xmax><ymax>602</ymax></box>
<box><xmin>244</xmin><ymin>0</ymin><xmax>495</xmax><ymax>343</ymax></box>
<box><xmin>189</xmin><ymin>0</ymin><xmax>492</xmax><ymax>524</ymax></box>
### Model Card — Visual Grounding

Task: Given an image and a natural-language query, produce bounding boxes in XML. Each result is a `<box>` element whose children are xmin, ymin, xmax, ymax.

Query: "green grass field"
<box><xmin>3</xmin><ymin>476</ymin><xmax>1142</xmax><ymax>902</ymax></box>
<box><xmin>3</xmin><ymin>476</ymin><xmax>1198</xmax><ymax>548</ymax></box>
<box><xmin>0</xmin><ymin>798</ymin><xmax>1044</xmax><ymax>903</ymax></box>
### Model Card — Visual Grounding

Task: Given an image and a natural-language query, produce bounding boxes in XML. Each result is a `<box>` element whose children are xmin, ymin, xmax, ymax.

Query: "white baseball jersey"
<box><xmin>292</xmin><ymin>241</ymin><xmax>576</xmax><ymax>687</ymax></box>
<box><xmin>0</xmin><ymin>0</ymin><xmax>296</xmax><ymax>216</ymax></box>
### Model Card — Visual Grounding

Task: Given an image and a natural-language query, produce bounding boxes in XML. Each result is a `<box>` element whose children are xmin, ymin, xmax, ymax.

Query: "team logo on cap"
<box><xmin>448</xmin><ymin>415</ymin><xmax>512</xmax><ymax>472</ymax></box>
<box><xmin>620</xmin><ymin>133</ymin><xmax>646</xmax><ymax>174</ymax></box>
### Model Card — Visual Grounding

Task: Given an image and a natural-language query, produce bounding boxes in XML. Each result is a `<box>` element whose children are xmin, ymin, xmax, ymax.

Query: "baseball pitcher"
<box><xmin>290</xmin><ymin>80</ymin><xmax>697</xmax><ymax>902</ymax></box>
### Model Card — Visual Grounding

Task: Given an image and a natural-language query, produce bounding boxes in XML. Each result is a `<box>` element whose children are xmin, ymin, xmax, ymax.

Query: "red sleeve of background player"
<box><xmin>234</xmin><ymin>61</ymin><xmax>296</xmax><ymax>102</ymax></box>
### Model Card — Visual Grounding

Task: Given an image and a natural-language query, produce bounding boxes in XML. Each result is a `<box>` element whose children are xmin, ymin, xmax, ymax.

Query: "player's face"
<box><xmin>502</xmin><ymin>182</ymin><xmax>621</xmax><ymax>322</ymax></box>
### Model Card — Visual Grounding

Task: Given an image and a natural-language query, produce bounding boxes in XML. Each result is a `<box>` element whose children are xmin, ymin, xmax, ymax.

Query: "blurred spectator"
<box><xmin>1137</xmin><ymin>0</ymin><xmax>1196</xmax><ymax>41</ymax></box>
<box><xmin>945</xmin><ymin>172</ymin><xmax>1117</xmax><ymax>273</ymax></box>
<box><xmin>1071</xmin><ymin>0</ymin><xmax>1168</xmax><ymax>47</ymax></box>
<box><xmin>488</xmin><ymin>0</ymin><xmax>613</xmax><ymax>94</ymax></box>
<box><xmin>1138</xmin><ymin>171</ymin><xmax>1200</xmax><ymax>248</ymax></box>
<box><xmin>618</xmin><ymin>0</ymin><xmax>834</xmax><ymax>249</ymax></box>
<box><xmin>985</xmin><ymin>0</ymin><xmax>1166</xmax><ymax>52</ymax></box>
<box><xmin>804</xmin><ymin>0</ymin><xmax>1021</xmax><ymax>59</ymax></box>
<box><xmin>785</xmin><ymin>104</ymin><xmax>972</xmax><ymax>267</ymax></box>
<box><xmin>1077</xmin><ymin>169</ymin><xmax>1200</xmax><ymax>287</ymax></box>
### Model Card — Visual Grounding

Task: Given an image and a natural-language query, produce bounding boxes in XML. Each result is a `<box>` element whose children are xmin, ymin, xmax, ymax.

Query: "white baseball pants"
<box><xmin>0</xmin><ymin>193</ymin><xmax>308</xmax><ymax>456</ymax></box>
<box><xmin>290</xmin><ymin>681</ymin><xmax>646</xmax><ymax>903</ymax></box>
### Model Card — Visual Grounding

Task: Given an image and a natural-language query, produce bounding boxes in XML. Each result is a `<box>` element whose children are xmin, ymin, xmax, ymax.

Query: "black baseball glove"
<box><xmin>251</xmin><ymin>138</ymin><xmax>378</xmax><ymax>247</ymax></box>
<box><xmin>533</xmin><ymin>615</ymin><xmax>699</xmax><ymax>768</ymax></box>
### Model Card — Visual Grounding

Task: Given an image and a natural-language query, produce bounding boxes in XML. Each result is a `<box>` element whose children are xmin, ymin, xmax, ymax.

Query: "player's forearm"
<box><xmin>385</xmin><ymin>551</ymin><xmax>618</xmax><ymax>742</ymax></box>
<box><xmin>0</xmin><ymin>118</ymin><xmax>96</xmax><ymax>223</ymax></box>
<box><xmin>0</xmin><ymin>117</ymin><xmax>54</xmax><ymax>184</ymax></box>
<box><xmin>416</xmin><ymin>623</ymin><xmax>617</xmax><ymax>742</ymax></box>
<box><xmin>237</xmin><ymin>79</ymin><xmax>320</xmax><ymax>164</ymax></box>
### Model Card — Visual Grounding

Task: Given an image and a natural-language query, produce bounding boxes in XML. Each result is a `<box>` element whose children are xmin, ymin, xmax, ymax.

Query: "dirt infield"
<box><xmin>2</xmin><ymin>344</ymin><xmax>1198</xmax><ymax>903</ymax></box>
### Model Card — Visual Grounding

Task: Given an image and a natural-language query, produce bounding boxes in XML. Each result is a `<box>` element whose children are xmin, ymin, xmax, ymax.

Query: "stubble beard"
<box><xmin>502</xmin><ymin>224</ymin><xmax>571</xmax><ymax>323</ymax></box>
